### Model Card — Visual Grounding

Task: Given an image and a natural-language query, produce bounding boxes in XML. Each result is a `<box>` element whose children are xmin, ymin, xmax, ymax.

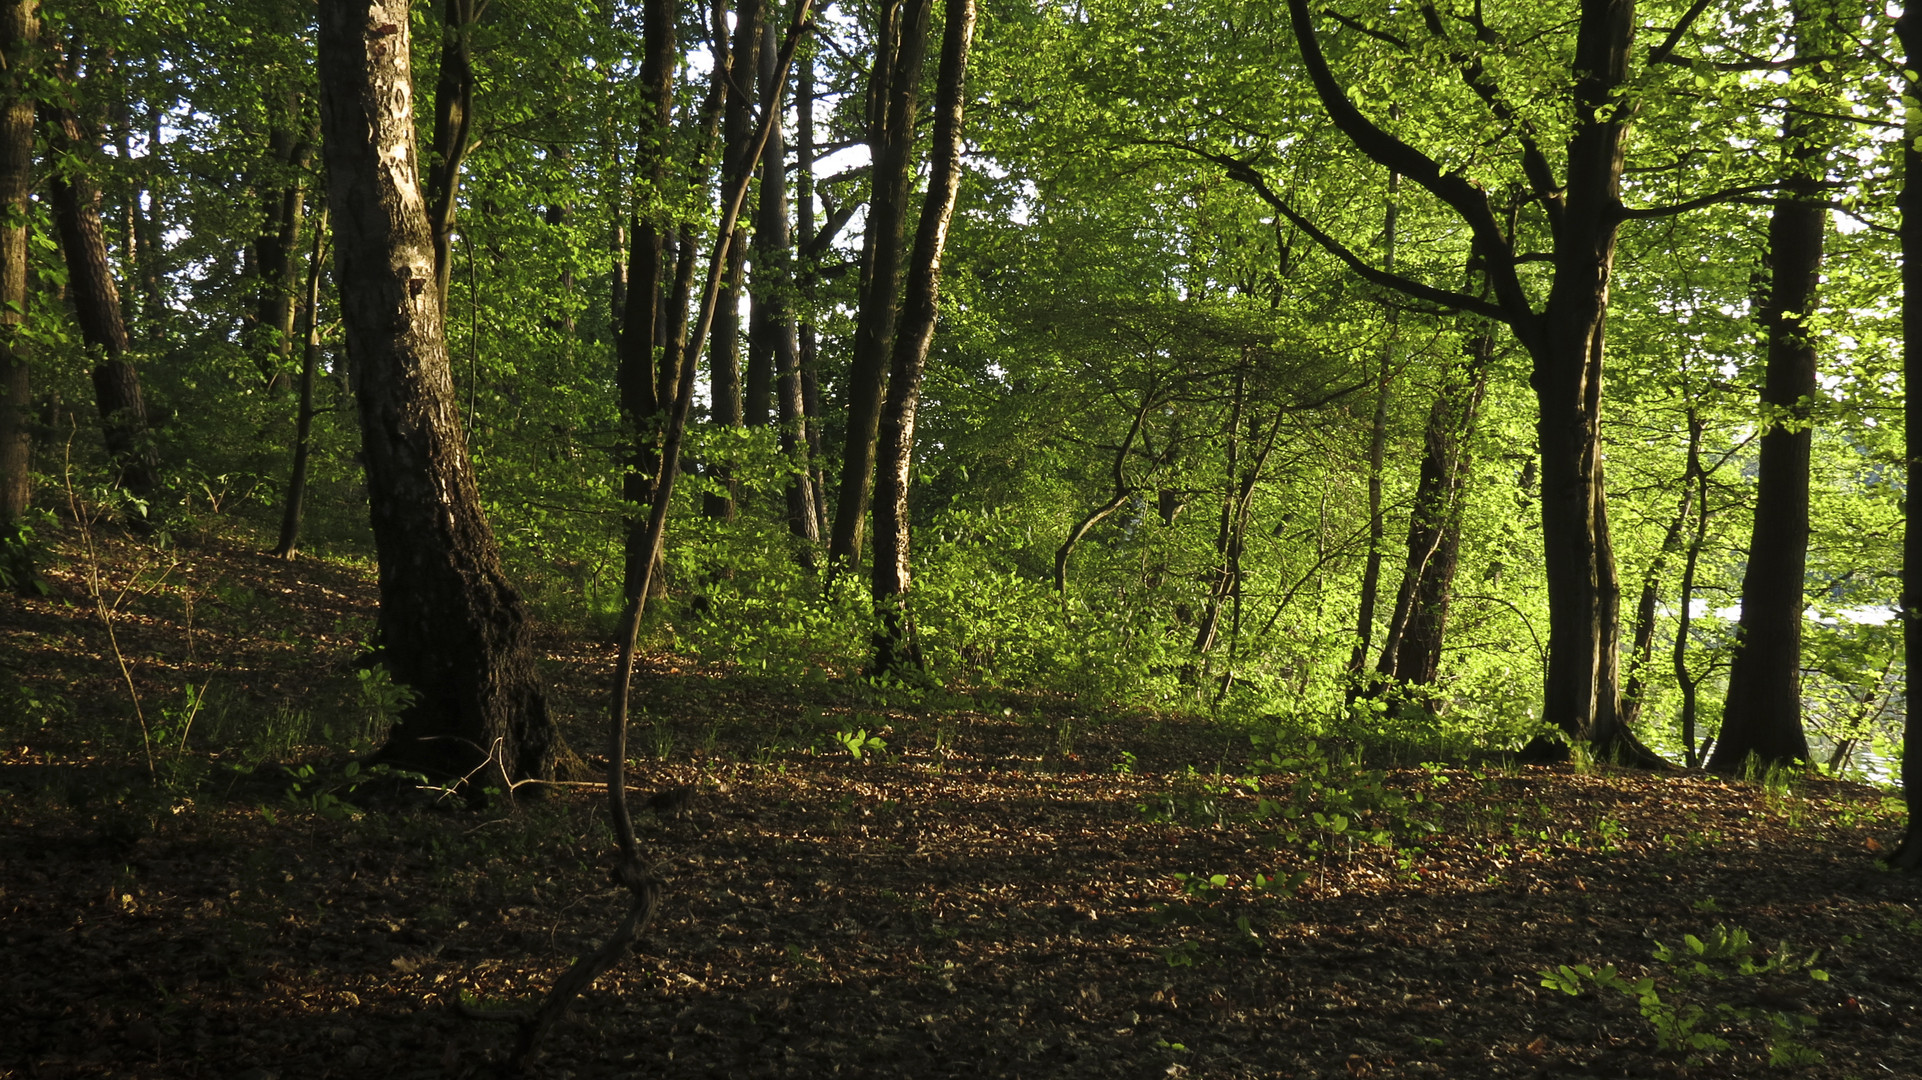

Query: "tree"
<box><xmin>315</xmin><ymin>0</ymin><xmax>560</xmax><ymax>787</ymax></box>
<box><xmin>0</xmin><ymin>0</ymin><xmax>36</xmax><ymax>590</ymax></box>
<box><xmin>45</xmin><ymin>84</ymin><xmax>159</xmax><ymax>506</ymax></box>
<box><xmin>1274</xmin><ymin>0</ymin><xmax>1722</xmax><ymax>760</ymax></box>
<box><xmin>1711</xmin><ymin>0</ymin><xmax>1833</xmax><ymax>773</ymax></box>
<box><xmin>1891</xmin><ymin>5</ymin><xmax>1921</xmax><ymax>871</ymax></box>
<box><xmin>869</xmin><ymin>0</ymin><xmax>976</xmax><ymax>673</ymax></box>
<box><xmin>830</xmin><ymin>0</ymin><xmax>933</xmax><ymax>569</ymax></box>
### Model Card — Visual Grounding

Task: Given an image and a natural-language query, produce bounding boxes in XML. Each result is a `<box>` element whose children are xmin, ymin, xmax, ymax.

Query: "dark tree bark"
<box><xmin>704</xmin><ymin>0</ymin><xmax>763</xmax><ymax>521</ymax></box>
<box><xmin>1890</xmin><ymin>6</ymin><xmax>1922</xmax><ymax>871</ymax></box>
<box><xmin>1710</xmin><ymin>1</ymin><xmax>1828</xmax><ymax>774</ymax></box>
<box><xmin>869</xmin><ymin>0</ymin><xmax>975</xmax><ymax>674</ymax></box>
<box><xmin>317</xmin><ymin>0</ymin><xmax>559</xmax><ymax>787</ymax></box>
<box><xmin>272</xmin><ymin>204</ymin><xmax>328</xmax><ymax>560</ymax></box>
<box><xmin>1285</xmin><ymin>0</ymin><xmax>1666</xmax><ymax>763</ymax></box>
<box><xmin>615</xmin><ymin>0</ymin><xmax>680</xmax><ymax>600</ymax></box>
<box><xmin>1375</xmin><ymin>317</ymin><xmax>1491</xmax><ymax>692</ymax></box>
<box><xmin>751</xmin><ymin>18</ymin><xmax>820</xmax><ymax>548</ymax></box>
<box><xmin>248</xmin><ymin>112</ymin><xmax>312</xmax><ymax>393</ymax></box>
<box><xmin>829</xmin><ymin>0</ymin><xmax>933</xmax><ymax>569</ymax></box>
<box><xmin>426</xmin><ymin>0</ymin><xmax>479</xmax><ymax>308</ymax></box>
<box><xmin>0</xmin><ymin>0</ymin><xmax>36</xmax><ymax>590</ymax></box>
<box><xmin>620</xmin><ymin>0</ymin><xmax>732</xmax><ymax>600</ymax></box>
<box><xmin>45</xmin><ymin>100</ymin><xmax>158</xmax><ymax>505</ymax></box>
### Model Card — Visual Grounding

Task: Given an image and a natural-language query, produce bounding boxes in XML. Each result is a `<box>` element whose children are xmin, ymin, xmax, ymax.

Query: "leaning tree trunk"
<box><xmin>317</xmin><ymin>0</ymin><xmax>560</xmax><ymax>788</ymax></box>
<box><xmin>1890</xmin><ymin>5</ymin><xmax>1921</xmax><ymax>871</ymax></box>
<box><xmin>1710</xmin><ymin>1</ymin><xmax>1828</xmax><ymax>774</ymax></box>
<box><xmin>829</xmin><ymin>0</ymin><xmax>932</xmax><ymax>569</ymax></box>
<box><xmin>45</xmin><ymin>103</ymin><xmax>158</xmax><ymax>505</ymax></box>
<box><xmin>869</xmin><ymin>0</ymin><xmax>975</xmax><ymax>674</ymax></box>
<box><xmin>0</xmin><ymin>0</ymin><xmax>35</xmax><ymax>590</ymax></box>
<box><xmin>1347</xmin><ymin>164</ymin><xmax>1398</xmax><ymax>698</ymax></box>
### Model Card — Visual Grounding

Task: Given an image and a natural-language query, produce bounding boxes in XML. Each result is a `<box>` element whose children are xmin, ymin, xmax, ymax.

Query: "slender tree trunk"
<box><xmin>1620</xmin><ymin>409</ymin><xmax>1699</xmax><ymax>729</ymax></box>
<box><xmin>250</xmin><ymin>112</ymin><xmax>311</xmax><ymax>393</ymax></box>
<box><xmin>1890</xmin><ymin>5</ymin><xmax>1922</xmax><ymax>870</ymax></box>
<box><xmin>705</xmin><ymin>0</ymin><xmax>763</xmax><ymax>521</ymax></box>
<box><xmin>753</xmin><ymin>18</ymin><xmax>820</xmax><ymax>548</ymax></box>
<box><xmin>425</xmin><ymin>0</ymin><xmax>478</xmax><ymax>309</ymax></box>
<box><xmin>869</xmin><ymin>0</ymin><xmax>975</xmax><ymax>674</ymax></box>
<box><xmin>45</xmin><ymin>102</ymin><xmax>158</xmax><ymax>504</ymax></box>
<box><xmin>1376</xmin><ymin>318</ymin><xmax>1490</xmax><ymax>691</ymax></box>
<box><xmin>1347</xmin><ymin>166</ymin><xmax>1398</xmax><ymax>696</ymax></box>
<box><xmin>829</xmin><ymin>0</ymin><xmax>933</xmax><ymax>568</ymax></box>
<box><xmin>272</xmin><ymin>204</ymin><xmax>329</xmax><ymax>560</ymax></box>
<box><xmin>317</xmin><ymin>0</ymin><xmax>559</xmax><ymax>787</ymax></box>
<box><xmin>794</xmin><ymin>41</ymin><xmax>829</xmax><ymax>538</ymax></box>
<box><xmin>616</xmin><ymin>0</ymin><xmax>682</xmax><ymax>601</ymax></box>
<box><xmin>1710</xmin><ymin>4</ymin><xmax>1827</xmax><ymax>773</ymax></box>
<box><xmin>0</xmin><ymin>0</ymin><xmax>36</xmax><ymax>590</ymax></box>
<box><xmin>1673</xmin><ymin>420</ymin><xmax>1712</xmax><ymax>769</ymax></box>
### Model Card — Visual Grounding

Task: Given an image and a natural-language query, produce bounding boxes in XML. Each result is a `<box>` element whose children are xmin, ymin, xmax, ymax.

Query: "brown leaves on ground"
<box><xmin>1</xmin><ymin>525</ymin><xmax>1918</xmax><ymax>1079</ymax></box>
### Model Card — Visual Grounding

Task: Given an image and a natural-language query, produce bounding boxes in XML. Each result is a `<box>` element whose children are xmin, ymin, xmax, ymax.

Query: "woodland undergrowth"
<box><xmin>1</xmin><ymin>517</ymin><xmax>1917</xmax><ymax>1079</ymax></box>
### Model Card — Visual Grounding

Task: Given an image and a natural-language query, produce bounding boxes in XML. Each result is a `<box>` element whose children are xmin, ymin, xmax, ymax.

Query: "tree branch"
<box><xmin>1647</xmin><ymin>0</ymin><xmax>1718</xmax><ymax>65</ymax></box>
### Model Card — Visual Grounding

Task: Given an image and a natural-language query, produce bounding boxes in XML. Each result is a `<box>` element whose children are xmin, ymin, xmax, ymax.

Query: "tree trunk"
<box><xmin>426</xmin><ymin>0</ymin><xmax>479</xmax><ymax>309</ymax></box>
<box><xmin>794</xmin><ymin>40</ymin><xmax>829</xmax><ymax>538</ymax></box>
<box><xmin>705</xmin><ymin>0</ymin><xmax>763</xmax><ymax>521</ymax></box>
<box><xmin>1672</xmin><ymin>416</ymin><xmax>1712</xmax><ymax>769</ymax></box>
<box><xmin>1347</xmin><ymin>166</ymin><xmax>1398</xmax><ymax>696</ymax></box>
<box><xmin>615</xmin><ymin>0</ymin><xmax>681</xmax><ymax>601</ymax></box>
<box><xmin>1890</xmin><ymin>5</ymin><xmax>1922</xmax><ymax>870</ymax></box>
<box><xmin>1710</xmin><ymin>2</ymin><xmax>1827</xmax><ymax>773</ymax></box>
<box><xmin>1376</xmin><ymin>317</ymin><xmax>1490</xmax><ymax>691</ymax></box>
<box><xmin>272</xmin><ymin>204</ymin><xmax>329</xmax><ymax>560</ymax></box>
<box><xmin>829</xmin><ymin>0</ymin><xmax>932</xmax><ymax>569</ymax></box>
<box><xmin>753</xmin><ymin>17</ymin><xmax>819</xmax><ymax>548</ymax></box>
<box><xmin>869</xmin><ymin>0</ymin><xmax>975</xmax><ymax>674</ymax></box>
<box><xmin>0</xmin><ymin>0</ymin><xmax>36</xmax><ymax>591</ymax></box>
<box><xmin>249</xmin><ymin>113</ymin><xmax>311</xmax><ymax>393</ymax></box>
<box><xmin>317</xmin><ymin>0</ymin><xmax>559</xmax><ymax>788</ymax></box>
<box><xmin>45</xmin><ymin>102</ymin><xmax>158</xmax><ymax>504</ymax></box>
<box><xmin>1619</xmin><ymin>409</ymin><xmax>1698</xmax><ymax>729</ymax></box>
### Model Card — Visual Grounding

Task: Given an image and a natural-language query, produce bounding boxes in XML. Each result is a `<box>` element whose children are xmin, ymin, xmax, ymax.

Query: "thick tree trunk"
<box><xmin>46</xmin><ymin>103</ymin><xmax>158</xmax><ymax>504</ymax></box>
<box><xmin>317</xmin><ymin>0</ymin><xmax>559</xmax><ymax>788</ymax></box>
<box><xmin>272</xmin><ymin>204</ymin><xmax>328</xmax><ymax>560</ymax></box>
<box><xmin>0</xmin><ymin>0</ymin><xmax>35</xmax><ymax>590</ymax></box>
<box><xmin>1890</xmin><ymin>6</ymin><xmax>1922</xmax><ymax>870</ymax></box>
<box><xmin>869</xmin><ymin>0</ymin><xmax>974</xmax><ymax>674</ymax></box>
<box><xmin>829</xmin><ymin>0</ymin><xmax>933</xmax><ymax>569</ymax></box>
<box><xmin>1710</xmin><ymin>5</ymin><xmax>1826</xmax><ymax>774</ymax></box>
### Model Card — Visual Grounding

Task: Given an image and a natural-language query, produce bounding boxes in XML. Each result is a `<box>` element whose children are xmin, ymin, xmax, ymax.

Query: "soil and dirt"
<box><xmin>2</xmin><ymin>520</ymin><xmax>1918</xmax><ymax>1078</ymax></box>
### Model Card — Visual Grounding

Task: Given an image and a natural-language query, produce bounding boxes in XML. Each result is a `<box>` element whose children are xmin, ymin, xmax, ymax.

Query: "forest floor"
<box><xmin>1</xmin><ymin>520</ymin><xmax>1919</xmax><ymax>1080</ymax></box>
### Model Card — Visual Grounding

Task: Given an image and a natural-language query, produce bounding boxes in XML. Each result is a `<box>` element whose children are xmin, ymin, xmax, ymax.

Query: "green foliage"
<box><xmin>1539</xmin><ymin>924</ymin><xmax>1829</xmax><ymax>1062</ymax></box>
